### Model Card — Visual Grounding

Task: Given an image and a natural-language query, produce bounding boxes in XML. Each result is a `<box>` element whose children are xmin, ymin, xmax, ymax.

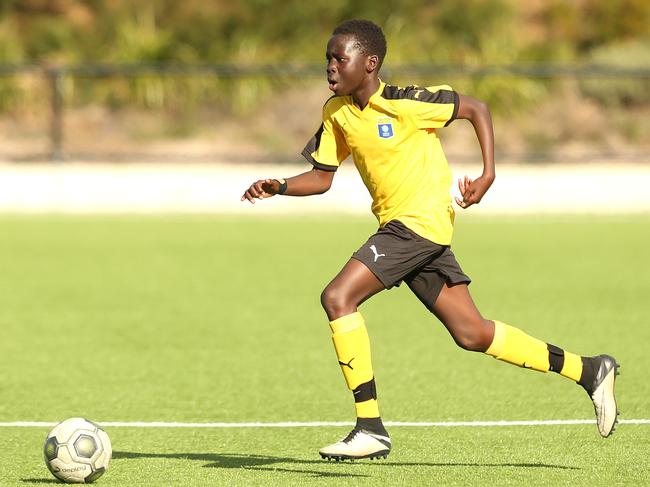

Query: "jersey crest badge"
<box><xmin>377</xmin><ymin>117</ymin><xmax>394</xmax><ymax>139</ymax></box>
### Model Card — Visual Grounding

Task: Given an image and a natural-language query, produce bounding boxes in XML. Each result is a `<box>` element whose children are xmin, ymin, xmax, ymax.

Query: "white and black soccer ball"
<box><xmin>43</xmin><ymin>418</ymin><xmax>112</xmax><ymax>484</ymax></box>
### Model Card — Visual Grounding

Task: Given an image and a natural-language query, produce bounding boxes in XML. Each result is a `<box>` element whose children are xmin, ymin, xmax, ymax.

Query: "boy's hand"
<box><xmin>455</xmin><ymin>174</ymin><xmax>494</xmax><ymax>209</ymax></box>
<box><xmin>241</xmin><ymin>179</ymin><xmax>281</xmax><ymax>204</ymax></box>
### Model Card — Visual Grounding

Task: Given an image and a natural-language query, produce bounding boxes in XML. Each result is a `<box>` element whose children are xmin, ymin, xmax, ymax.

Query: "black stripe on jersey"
<box><xmin>381</xmin><ymin>84</ymin><xmax>460</xmax><ymax>126</ymax></box>
<box><xmin>300</xmin><ymin>123</ymin><xmax>338</xmax><ymax>171</ymax></box>
<box><xmin>445</xmin><ymin>90</ymin><xmax>460</xmax><ymax>127</ymax></box>
<box><xmin>310</xmin><ymin>160</ymin><xmax>338</xmax><ymax>172</ymax></box>
<box><xmin>301</xmin><ymin>123</ymin><xmax>324</xmax><ymax>163</ymax></box>
<box><xmin>381</xmin><ymin>84</ymin><xmax>456</xmax><ymax>104</ymax></box>
<box><xmin>300</xmin><ymin>94</ymin><xmax>342</xmax><ymax>170</ymax></box>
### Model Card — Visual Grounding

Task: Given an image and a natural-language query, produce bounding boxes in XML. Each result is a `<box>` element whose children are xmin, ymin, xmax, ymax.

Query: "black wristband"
<box><xmin>277</xmin><ymin>178</ymin><xmax>288</xmax><ymax>195</ymax></box>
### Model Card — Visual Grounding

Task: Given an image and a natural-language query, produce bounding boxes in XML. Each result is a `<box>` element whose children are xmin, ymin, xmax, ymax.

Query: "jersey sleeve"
<box><xmin>301</xmin><ymin>102</ymin><xmax>350</xmax><ymax>171</ymax></box>
<box><xmin>408</xmin><ymin>84</ymin><xmax>459</xmax><ymax>129</ymax></box>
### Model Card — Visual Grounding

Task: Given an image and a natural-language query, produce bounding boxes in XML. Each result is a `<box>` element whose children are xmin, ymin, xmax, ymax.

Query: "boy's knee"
<box><xmin>451</xmin><ymin>320</ymin><xmax>494</xmax><ymax>352</ymax></box>
<box><xmin>320</xmin><ymin>286</ymin><xmax>338</xmax><ymax>314</ymax></box>
<box><xmin>454</xmin><ymin>334</ymin><xmax>487</xmax><ymax>352</ymax></box>
<box><xmin>320</xmin><ymin>285</ymin><xmax>352</xmax><ymax>319</ymax></box>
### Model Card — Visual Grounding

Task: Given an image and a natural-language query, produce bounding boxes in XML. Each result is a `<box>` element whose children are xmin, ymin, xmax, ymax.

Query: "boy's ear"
<box><xmin>366</xmin><ymin>54</ymin><xmax>379</xmax><ymax>73</ymax></box>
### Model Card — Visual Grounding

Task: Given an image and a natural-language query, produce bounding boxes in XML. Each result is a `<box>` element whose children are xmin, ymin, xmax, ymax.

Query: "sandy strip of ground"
<box><xmin>0</xmin><ymin>161</ymin><xmax>649</xmax><ymax>214</ymax></box>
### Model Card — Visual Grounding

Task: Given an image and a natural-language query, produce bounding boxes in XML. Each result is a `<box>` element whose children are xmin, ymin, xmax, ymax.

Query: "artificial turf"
<box><xmin>0</xmin><ymin>214</ymin><xmax>648</xmax><ymax>485</ymax></box>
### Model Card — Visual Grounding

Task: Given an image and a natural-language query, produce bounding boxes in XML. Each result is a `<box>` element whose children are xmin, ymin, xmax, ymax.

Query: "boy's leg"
<box><xmin>318</xmin><ymin>258</ymin><xmax>391</xmax><ymax>460</ymax></box>
<box><xmin>430</xmin><ymin>282</ymin><xmax>619</xmax><ymax>437</ymax></box>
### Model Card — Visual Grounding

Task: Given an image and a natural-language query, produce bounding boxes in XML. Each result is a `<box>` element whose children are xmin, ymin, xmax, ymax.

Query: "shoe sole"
<box><xmin>320</xmin><ymin>449</ymin><xmax>390</xmax><ymax>462</ymax></box>
<box><xmin>593</xmin><ymin>359</ymin><xmax>620</xmax><ymax>438</ymax></box>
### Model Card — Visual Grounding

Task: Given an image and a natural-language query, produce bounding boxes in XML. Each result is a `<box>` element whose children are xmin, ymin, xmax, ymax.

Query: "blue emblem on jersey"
<box><xmin>377</xmin><ymin>117</ymin><xmax>394</xmax><ymax>139</ymax></box>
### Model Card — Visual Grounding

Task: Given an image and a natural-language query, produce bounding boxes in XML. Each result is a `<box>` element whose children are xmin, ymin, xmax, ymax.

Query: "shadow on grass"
<box><xmin>113</xmin><ymin>450</ymin><xmax>579</xmax><ymax>477</ymax></box>
<box><xmin>113</xmin><ymin>451</ymin><xmax>368</xmax><ymax>478</ymax></box>
<box><xmin>19</xmin><ymin>480</ymin><xmax>60</xmax><ymax>484</ymax></box>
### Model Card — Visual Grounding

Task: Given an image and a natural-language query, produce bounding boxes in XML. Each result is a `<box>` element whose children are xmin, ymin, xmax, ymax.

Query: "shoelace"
<box><xmin>341</xmin><ymin>429</ymin><xmax>362</xmax><ymax>444</ymax></box>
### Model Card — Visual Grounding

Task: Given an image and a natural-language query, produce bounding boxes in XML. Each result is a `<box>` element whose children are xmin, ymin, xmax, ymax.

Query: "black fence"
<box><xmin>1</xmin><ymin>63</ymin><xmax>649</xmax><ymax>162</ymax></box>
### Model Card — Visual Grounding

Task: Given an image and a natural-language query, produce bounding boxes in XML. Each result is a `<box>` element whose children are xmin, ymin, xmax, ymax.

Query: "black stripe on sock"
<box><xmin>547</xmin><ymin>344</ymin><xmax>565</xmax><ymax>373</ymax></box>
<box><xmin>352</xmin><ymin>378</ymin><xmax>377</xmax><ymax>403</ymax></box>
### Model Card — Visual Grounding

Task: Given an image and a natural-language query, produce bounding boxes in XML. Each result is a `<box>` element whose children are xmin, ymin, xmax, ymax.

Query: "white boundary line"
<box><xmin>1</xmin><ymin>419</ymin><xmax>649</xmax><ymax>428</ymax></box>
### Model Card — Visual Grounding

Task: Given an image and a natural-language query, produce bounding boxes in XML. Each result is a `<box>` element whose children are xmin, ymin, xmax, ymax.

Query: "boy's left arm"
<box><xmin>454</xmin><ymin>94</ymin><xmax>496</xmax><ymax>209</ymax></box>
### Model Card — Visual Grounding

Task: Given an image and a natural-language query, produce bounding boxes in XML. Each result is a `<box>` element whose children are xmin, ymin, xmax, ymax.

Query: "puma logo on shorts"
<box><xmin>370</xmin><ymin>245</ymin><xmax>386</xmax><ymax>262</ymax></box>
<box><xmin>350</xmin><ymin>220</ymin><xmax>471</xmax><ymax>308</ymax></box>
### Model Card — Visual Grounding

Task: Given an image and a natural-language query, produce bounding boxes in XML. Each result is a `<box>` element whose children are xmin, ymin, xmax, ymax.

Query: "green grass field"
<box><xmin>1</xmin><ymin>214</ymin><xmax>649</xmax><ymax>486</ymax></box>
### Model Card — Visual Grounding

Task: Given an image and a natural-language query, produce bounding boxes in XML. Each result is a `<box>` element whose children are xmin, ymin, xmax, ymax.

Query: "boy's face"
<box><xmin>326</xmin><ymin>34</ymin><xmax>372</xmax><ymax>96</ymax></box>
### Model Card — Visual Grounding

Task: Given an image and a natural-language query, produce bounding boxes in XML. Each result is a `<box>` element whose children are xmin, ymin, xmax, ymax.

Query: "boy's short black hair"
<box><xmin>333</xmin><ymin>19</ymin><xmax>387</xmax><ymax>68</ymax></box>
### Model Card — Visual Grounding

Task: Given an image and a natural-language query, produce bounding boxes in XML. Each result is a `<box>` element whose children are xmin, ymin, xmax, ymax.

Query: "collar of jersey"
<box><xmin>348</xmin><ymin>80</ymin><xmax>386</xmax><ymax>112</ymax></box>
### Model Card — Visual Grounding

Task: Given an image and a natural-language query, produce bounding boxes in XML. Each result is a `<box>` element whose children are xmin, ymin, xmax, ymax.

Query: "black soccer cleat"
<box><xmin>319</xmin><ymin>429</ymin><xmax>391</xmax><ymax>461</ymax></box>
<box><xmin>581</xmin><ymin>354</ymin><xmax>620</xmax><ymax>438</ymax></box>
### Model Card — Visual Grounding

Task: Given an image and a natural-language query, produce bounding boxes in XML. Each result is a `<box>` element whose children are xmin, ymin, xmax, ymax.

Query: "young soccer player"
<box><xmin>241</xmin><ymin>19</ymin><xmax>619</xmax><ymax>461</ymax></box>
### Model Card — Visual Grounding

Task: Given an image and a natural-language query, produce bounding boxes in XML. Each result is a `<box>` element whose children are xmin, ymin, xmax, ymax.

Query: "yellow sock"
<box><xmin>330</xmin><ymin>312</ymin><xmax>380</xmax><ymax>418</ymax></box>
<box><xmin>486</xmin><ymin>321</ymin><xmax>583</xmax><ymax>381</ymax></box>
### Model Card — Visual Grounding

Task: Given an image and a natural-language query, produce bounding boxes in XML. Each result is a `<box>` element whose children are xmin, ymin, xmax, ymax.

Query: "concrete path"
<box><xmin>0</xmin><ymin>161</ymin><xmax>648</xmax><ymax>214</ymax></box>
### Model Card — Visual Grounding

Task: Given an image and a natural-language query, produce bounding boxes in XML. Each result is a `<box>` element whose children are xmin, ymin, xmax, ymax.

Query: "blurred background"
<box><xmin>0</xmin><ymin>0</ymin><xmax>648</xmax><ymax>212</ymax></box>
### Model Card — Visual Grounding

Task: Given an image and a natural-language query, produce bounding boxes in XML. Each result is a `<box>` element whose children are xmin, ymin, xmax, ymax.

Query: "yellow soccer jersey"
<box><xmin>302</xmin><ymin>80</ymin><xmax>459</xmax><ymax>245</ymax></box>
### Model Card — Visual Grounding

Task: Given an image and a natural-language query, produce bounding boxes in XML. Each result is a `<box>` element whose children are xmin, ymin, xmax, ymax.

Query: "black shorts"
<box><xmin>351</xmin><ymin>220</ymin><xmax>471</xmax><ymax>311</ymax></box>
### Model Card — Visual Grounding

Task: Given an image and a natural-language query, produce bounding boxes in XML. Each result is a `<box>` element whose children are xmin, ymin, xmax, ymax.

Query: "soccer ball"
<box><xmin>43</xmin><ymin>418</ymin><xmax>112</xmax><ymax>484</ymax></box>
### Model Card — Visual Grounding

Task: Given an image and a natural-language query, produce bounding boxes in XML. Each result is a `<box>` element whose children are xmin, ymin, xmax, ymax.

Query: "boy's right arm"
<box><xmin>240</xmin><ymin>167</ymin><xmax>335</xmax><ymax>204</ymax></box>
